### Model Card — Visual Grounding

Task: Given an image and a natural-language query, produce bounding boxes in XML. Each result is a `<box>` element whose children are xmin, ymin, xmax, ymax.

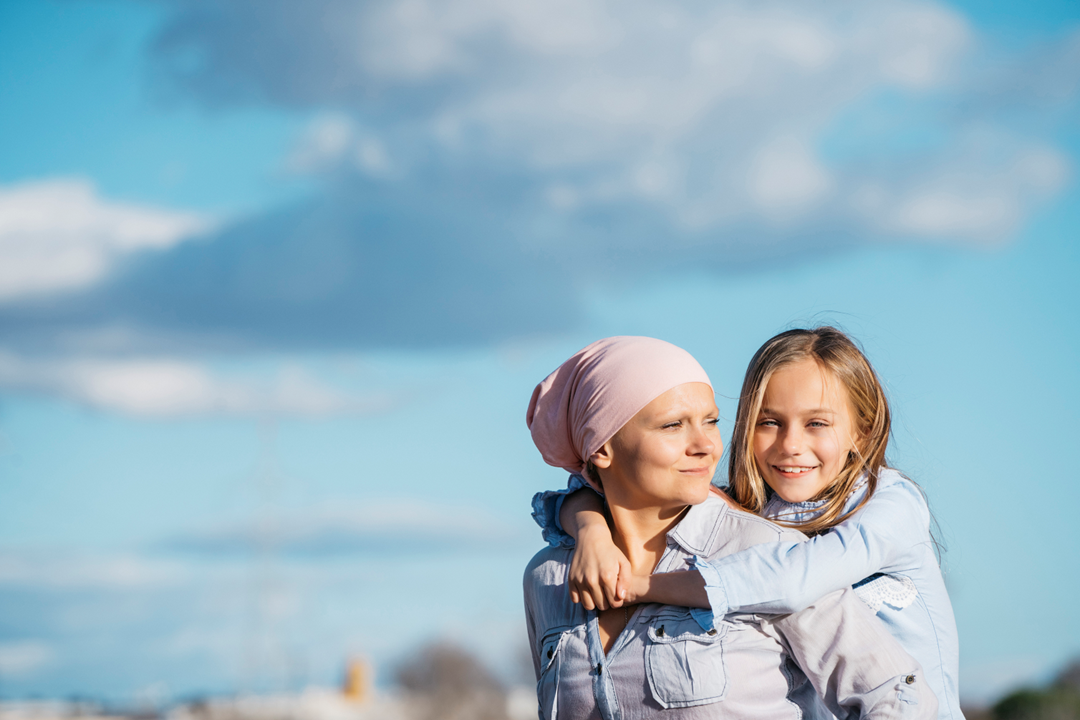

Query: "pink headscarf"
<box><xmin>526</xmin><ymin>336</ymin><xmax>712</xmax><ymax>475</ymax></box>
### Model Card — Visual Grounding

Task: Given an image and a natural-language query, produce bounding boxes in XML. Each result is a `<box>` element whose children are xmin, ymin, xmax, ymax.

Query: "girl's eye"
<box><xmin>758</xmin><ymin>419</ymin><xmax>779</xmax><ymax>427</ymax></box>
<box><xmin>808</xmin><ymin>421</ymin><xmax>829</xmax><ymax>428</ymax></box>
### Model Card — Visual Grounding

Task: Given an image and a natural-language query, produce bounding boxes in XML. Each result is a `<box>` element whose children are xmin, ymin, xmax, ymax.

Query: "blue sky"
<box><xmin>0</xmin><ymin>0</ymin><xmax>1078</xmax><ymax>706</ymax></box>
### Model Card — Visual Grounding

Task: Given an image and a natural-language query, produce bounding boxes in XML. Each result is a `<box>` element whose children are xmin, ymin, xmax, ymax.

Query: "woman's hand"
<box><xmin>570</xmin><ymin>521</ymin><xmax>631</xmax><ymax>610</ymax></box>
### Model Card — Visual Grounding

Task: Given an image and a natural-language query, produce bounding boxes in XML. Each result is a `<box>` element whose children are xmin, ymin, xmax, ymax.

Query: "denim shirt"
<box><xmin>524</xmin><ymin>495</ymin><xmax>937</xmax><ymax>720</ymax></box>
<box><xmin>531</xmin><ymin>469</ymin><xmax>962</xmax><ymax>720</ymax></box>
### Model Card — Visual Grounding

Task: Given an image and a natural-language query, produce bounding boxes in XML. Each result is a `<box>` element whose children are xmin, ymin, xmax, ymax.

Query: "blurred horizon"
<box><xmin>1</xmin><ymin>0</ymin><xmax>1078</xmax><ymax>709</ymax></box>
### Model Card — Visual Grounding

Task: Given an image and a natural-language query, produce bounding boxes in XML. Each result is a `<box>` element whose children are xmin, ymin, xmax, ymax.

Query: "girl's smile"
<box><xmin>753</xmin><ymin>358</ymin><xmax>859</xmax><ymax>504</ymax></box>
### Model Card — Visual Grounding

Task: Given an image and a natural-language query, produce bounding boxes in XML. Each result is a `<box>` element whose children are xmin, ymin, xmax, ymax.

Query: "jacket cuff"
<box><xmin>689</xmin><ymin>556</ymin><xmax>731</xmax><ymax>630</ymax></box>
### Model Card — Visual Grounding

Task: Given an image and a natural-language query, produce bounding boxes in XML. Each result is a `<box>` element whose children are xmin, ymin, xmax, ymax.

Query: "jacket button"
<box><xmin>905</xmin><ymin>675</ymin><xmax>916</xmax><ymax>685</ymax></box>
<box><xmin>656</xmin><ymin>625</ymin><xmax>665</xmax><ymax>637</ymax></box>
<box><xmin>547</xmin><ymin>648</ymin><xmax>553</xmax><ymax>660</ymax></box>
<box><xmin>707</xmin><ymin>629</ymin><xmax>717</xmax><ymax>636</ymax></box>
<box><xmin>597</xmin><ymin>663</ymin><xmax>603</xmax><ymax>675</ymax></box>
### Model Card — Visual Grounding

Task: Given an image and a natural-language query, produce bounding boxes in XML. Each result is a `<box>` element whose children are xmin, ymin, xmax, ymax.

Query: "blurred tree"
<box><xmin>992</xmin><ymin>659</ymin><xmax>1080</xmax><ymax>720</ymax></box>
<box><xmin>1058</xmin><ymin>661</ymin><xmax>1080</xmax><ymax>693</ymax></box>
<box><xmin>396</xmin><ymin>643</ymin><xmax>509</xmax><ymax>720</ymax></box>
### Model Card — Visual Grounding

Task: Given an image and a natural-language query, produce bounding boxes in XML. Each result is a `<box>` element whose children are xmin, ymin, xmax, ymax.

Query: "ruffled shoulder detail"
<box><xmin>852</xmin><ymin>572</ymin><xmax>918</xmax><ymax>613</ymax></box>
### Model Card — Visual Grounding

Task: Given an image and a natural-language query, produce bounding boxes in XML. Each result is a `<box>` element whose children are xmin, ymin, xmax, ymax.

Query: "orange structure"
<box><xmin>342</xmin><ymin>656</ymin><xmax>371</xmax><ymax>704</ymax></box>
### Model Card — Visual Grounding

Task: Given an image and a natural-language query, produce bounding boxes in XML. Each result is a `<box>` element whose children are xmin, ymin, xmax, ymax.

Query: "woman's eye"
<box><xmin>706</xmin><ymin>418</ymin><xmax>720</xmax><ymax>426</ymax></box>
<box><xmin>808</xmin><ymin>421</ymin><xmax>829</xmax><ymax>429</ymax></box>
<box><xmin>662</xmin><ymin>421</ymin><xmax>682</xmax><ymax>429</ymax></box>
<box><xmin>758</xmin><ymin>419</ymin><xmax>778</xmax><ymax>427</ymax></box>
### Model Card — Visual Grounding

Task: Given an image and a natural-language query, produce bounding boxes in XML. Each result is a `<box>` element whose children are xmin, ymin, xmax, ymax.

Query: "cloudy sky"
<box><xmin>0</xmin><ymin>0</ymin><xmax>1078</xmax><ymax>706</ymax></box>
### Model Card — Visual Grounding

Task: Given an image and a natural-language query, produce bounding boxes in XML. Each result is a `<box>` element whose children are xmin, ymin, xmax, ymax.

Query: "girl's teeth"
<box><xmin>779</xmin><ymin>466</ymin><xmax>810</xmax><ymax>473</ymax></box>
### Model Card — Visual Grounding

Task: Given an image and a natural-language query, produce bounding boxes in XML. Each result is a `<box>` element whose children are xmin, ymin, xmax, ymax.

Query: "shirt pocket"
<box><xmin>537</xmin><ymin>630</ymin><xmax>566</xmax><ymax>720</ymax></box>
<box><xmin>644</xmin><ymin>609</ymin><xmax>729</xmax><ymax>709</ymax></box>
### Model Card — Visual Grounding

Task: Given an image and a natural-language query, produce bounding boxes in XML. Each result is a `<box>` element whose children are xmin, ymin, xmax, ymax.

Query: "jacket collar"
<box><xmin>667</xmin><ymin>495</ymin><xmax>728</xmax><ymax>556</ymax></box>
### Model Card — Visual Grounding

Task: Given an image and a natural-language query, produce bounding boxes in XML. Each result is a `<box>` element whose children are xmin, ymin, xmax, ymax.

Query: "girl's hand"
<box><xmin>570</xmin><ymin>522</ymin><xmax>631</xmax><ymax>611</ymax></box>
<box><xmin>624</xmin><ymin>569</ymin><xmax>708</xmax><ymax>608</ymax></box>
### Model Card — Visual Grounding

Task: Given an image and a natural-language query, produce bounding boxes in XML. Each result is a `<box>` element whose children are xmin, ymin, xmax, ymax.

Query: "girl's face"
<box><xmin>752</xmin><ymin>358</ymin><xmax>859</xmax><ymax>504</ymax></box>
<box><xmin>592</xmin><ymin>382</ymin><xmax>721</xmax><ymax>511</ymax></box>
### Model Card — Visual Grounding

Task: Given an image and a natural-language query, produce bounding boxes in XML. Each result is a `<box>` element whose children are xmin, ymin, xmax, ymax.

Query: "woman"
<box><xmin>524</xmin><ymin>336</ymin><xmax>936</xmax><ymax>720</ymax></box>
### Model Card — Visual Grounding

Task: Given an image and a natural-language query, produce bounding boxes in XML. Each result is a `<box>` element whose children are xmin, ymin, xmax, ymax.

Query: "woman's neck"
<box><xmin>607</xmin><ymin>504</ymin><xmax>689</xmax><ymax>574</ymax></box>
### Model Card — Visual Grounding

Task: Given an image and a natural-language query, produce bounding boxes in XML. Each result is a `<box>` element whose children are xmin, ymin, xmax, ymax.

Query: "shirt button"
<box><xmin>547</xmin><ymin>648</ymin><xmax>553</xmax><ymax>659</ymax></box>
<box><xmin>905</xmin><ymin>675</ymin><xmax>916</xmax><ymax>685</ymax></box>
<box><xmin>707</xmin><ymin>629</ymin><xmax>718</xmax><ymax>636</ymax></box>
<box><xmin>656</xmin><ymin>625</ymin><xmax>665</xmax><ymax>637</ymax></box>
<box><xmin>597</xmin><ymin>663</ymin><xmax>603</xmax><ymax>675</ymax></box>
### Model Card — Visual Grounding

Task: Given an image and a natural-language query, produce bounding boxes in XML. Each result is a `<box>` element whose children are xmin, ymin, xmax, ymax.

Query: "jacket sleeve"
<box><xmin>697</xmin><ymin>480</ymin><xmax>931</xmax><ymax>620</ymax></box>
<box><xmin>530</xmin><ymin>474</ymin><xmax>596</xmax><ymax>548</ymax></box>
<box><xmin>769</xmin><ymin>586</ymin><xmax>938</xmax><ymax>720</ymax></box>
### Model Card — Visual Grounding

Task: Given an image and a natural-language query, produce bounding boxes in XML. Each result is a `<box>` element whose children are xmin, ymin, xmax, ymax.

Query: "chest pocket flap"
<box><xmin>644</xmin><ymin>610</ymin><xmax>729</xmax><ymax>709</ymax></box>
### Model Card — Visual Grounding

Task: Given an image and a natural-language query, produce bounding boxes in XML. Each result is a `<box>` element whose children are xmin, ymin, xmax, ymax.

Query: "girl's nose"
<box><xmin>780</xmin><ymin>427</ymin><xmax>803</xmax><ymax>455</ymax></box>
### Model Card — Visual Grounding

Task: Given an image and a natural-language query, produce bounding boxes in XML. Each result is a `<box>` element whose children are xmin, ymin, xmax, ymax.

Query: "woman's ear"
<box><xmin>581</xmin><ymin>443</ymin><xmax>613</xmax><ymax>494</ymax></box>
<box><xmin>590</xmin><ymin>442</ymin><xmax>614</xmax><ymax>470</ymax></box>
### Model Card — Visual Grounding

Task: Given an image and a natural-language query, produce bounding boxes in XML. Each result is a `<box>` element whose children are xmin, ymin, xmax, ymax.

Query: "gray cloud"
<box><xmin>1</xmin><ymin>0</ymin><xmax>1076</xmax><ymax>356</ymax></box>
<box><xmin>0</xmin><ymin>177</ymin><xmax>581</xmax><ymax>352</ymax></box>
<box><xmin>145</xmin><ymin>0</ymin><xmax>1072</xmax><ymax>236</ymax></box>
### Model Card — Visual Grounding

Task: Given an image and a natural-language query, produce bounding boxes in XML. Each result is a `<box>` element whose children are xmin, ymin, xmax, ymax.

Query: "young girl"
<box><xmin>532</xmin><ymin>327</ymin><xmax>963</xmax><ymax>720</ymax></box>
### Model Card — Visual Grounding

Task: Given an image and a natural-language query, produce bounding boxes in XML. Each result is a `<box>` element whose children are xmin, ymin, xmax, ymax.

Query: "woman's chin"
<box><xmin>674</xmin><ymin>479</ymin><xmax>714</xmax><ymax>507</ymax></box>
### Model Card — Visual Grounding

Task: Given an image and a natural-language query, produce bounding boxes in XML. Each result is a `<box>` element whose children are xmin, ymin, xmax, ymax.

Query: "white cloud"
<box><xmin>0</xmin><ymin>179</ymin><xmax>212</xmax><ymax>301</ymax></box>
<box><xmin>286</xmin><ymin>115</ymin><xmax>393</xmax><ymax>177</ymax></box>
<box><xmin>0</xmin><ymin>551</ymin><xmax>183</xmax><ymax>589</ymax></box>
<box><xmin>350</xmin><ymin>1</ymin><xmax>972</xmax><ymax>223</ymax></box>
<box><xmin>0</xmin><ymin>642</ymin><xmax>54</xmax><ymax>677</ymax></box>
<box><xmin>0</xmin><ymin>353</ymin><xmax>391</xmax><ymax>418</ymax></box>
<box><xmin>749</xmin><ymin>134</ymin><xmax>834</xmax><ymax>218</ymax></box>
<box><xmin>879</xmin><ymin>143</ymin><xmax>1071</xmax><ymax>241</ymax></box>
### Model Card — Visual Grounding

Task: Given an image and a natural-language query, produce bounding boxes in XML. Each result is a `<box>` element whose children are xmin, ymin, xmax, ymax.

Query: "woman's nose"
<box><xmin>688</xmin><ymin>424</ymin><xmax>716</xmax><ymax>455</ymax></box>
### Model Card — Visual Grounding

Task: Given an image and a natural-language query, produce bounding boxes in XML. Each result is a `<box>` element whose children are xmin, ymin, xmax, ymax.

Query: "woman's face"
<box><xmin>592</xmin><ymin>382</ymin><xmax>722</xmax><ymax>510</ymax></box>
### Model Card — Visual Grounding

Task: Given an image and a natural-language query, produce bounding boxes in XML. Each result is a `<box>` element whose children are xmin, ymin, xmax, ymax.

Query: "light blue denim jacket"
<box><xmin>531</xmin><ymin>468</ymin><xmax>962</xmax><ymax>720</ymax></box>
<box><xmin>524</xmin><ymin>495</ymin><xmax>937</xmax><ymax>720</ymax></box>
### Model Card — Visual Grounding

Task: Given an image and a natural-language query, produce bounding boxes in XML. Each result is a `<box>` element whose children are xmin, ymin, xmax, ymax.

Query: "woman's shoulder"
<box><xmin>524</xmin><ymin>545</ymin><xmax>573</xmax><ymax>586</ymax></box>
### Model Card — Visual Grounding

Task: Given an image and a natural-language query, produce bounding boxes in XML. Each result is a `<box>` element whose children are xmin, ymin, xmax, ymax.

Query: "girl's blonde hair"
<box><xmin>727</xmin><ymin>327</ymin><xmax>891</xmax><ymax>536</ymax></box>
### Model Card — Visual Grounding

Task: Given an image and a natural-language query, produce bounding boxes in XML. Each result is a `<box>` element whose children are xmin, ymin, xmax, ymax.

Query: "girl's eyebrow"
<box><xmin>759</xmin><ymin>406</ymin><xmax>837</xmax><ymax>415</ymax></box>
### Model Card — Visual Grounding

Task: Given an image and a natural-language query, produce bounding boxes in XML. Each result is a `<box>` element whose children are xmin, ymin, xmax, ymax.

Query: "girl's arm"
<box><xmin>558</xmin><ymin>487</ymin><xmax>743</xmax><ymax>610</ymax></box>
<box><xmin>557</xmin><ymin>489</ymin><xmax>631</xmax><ymax>610</ymax></box>
<box><xmin>695</xmin><ymin>479</ymin><xmax>929</xmax><ymax>625</ymax></box>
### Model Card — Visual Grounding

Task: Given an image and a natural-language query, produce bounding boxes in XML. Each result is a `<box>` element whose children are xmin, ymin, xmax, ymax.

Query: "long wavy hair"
<box><xmin>727</xmin><ymin>327</ymin><xmax>891</xmax><ymax>536</ymax></box>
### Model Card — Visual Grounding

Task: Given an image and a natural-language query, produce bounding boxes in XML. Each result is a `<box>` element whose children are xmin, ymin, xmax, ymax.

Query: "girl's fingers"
<box><xmin>602</xmin><ymin>573</ymin><xmax>622</xmax><ymax>609</ymax></box>
<box><xmin>587</xmin><ymin>588</ymin><xmax>603</xmax><ymax>611</ymax></box>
